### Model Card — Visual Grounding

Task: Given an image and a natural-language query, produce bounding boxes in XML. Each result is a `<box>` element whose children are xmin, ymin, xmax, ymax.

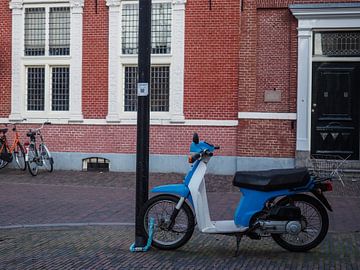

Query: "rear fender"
<box><xmin>151</xmin><ymin>184</ymin><xmax>193</xmax><ymax>206</ymax></box>
<box><xmin>311</xmin><ymin>190</ymin><xmax>333</xmax><ymax>211</ymax></box>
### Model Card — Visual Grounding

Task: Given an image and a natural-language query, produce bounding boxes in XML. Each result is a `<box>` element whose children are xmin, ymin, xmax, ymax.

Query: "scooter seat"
<box><xmin>233</xmin><ymin>168</ymin><xmax>310</xmax><ymax>191</ymax></box>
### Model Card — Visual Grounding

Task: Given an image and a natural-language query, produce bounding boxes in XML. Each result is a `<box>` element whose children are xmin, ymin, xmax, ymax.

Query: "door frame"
<box><xmin>290</xmin><ymin>4</ymin><xmax>360</xmax><ymax>160</ymax></box>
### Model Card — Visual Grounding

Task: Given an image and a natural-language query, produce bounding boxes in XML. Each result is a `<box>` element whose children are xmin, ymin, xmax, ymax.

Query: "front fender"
<box><xmin>151</xmin><ymin>184</ymin><xmax>193</xmax><ymax>206</ymax></box>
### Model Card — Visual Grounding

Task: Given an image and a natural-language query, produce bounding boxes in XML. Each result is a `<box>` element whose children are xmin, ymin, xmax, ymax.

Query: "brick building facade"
<box><xmin>1</xmin><ymin>0</ymin><xmax>360</xmax><ymax>174</ymax></box>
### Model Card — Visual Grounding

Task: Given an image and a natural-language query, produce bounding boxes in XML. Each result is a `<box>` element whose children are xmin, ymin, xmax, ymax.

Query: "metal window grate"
<box><xmin>152</xmin><ymin>3</ymin><xmax>172</xmax><ymax>54</ymax></box>
<box><xmin>151</xmin><ymin>66</ymin><xmax>169</xmax><ymax>111</ymax></box>
<box><xmin>82</xmin><ymin>157</ymin><xmax>110</xmax><ymax>172</ymax></box>
<box><xmin>25</xmin><ymin>8</ymin><xmax>46</xmax><ymax>56</ymax></box>
<box><xmin>122</xmin><ymin>4</ymin><xmax>139</xmax><ymax>55</ymax></box>
<box><xmin>27</xmin><ymin>67</ymin><xmax>45</xmax><ymax>111</ymax></box>
<box><xmin>314</xmin><ymin>31</ymin><xmax>360</xmax><ymax>57</ymax></box>
<box><xmin>49</xmin><ymin>7</ymin><xmax>70</xmax><ymax>56</ymax></box>
<box><xmin>124</xmin><ymin>66</ymin><xmax>138</xmax><ymax>111</ymax></box>
<box><xmin>52</xmin><ymin>67</ymin><xmax>69</xmax><ymax>111</ymax></box>
<box><xmin>124</xmin><ymin>66</ymin><xmax>170</xmax><ymax>112</ymax></box>
<box><xmin>122</xmin><ymin>3</ymin><xmax>172</xmax><ymax>55</ymax></box>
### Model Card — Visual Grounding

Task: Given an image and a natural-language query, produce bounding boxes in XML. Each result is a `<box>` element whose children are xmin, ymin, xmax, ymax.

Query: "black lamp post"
<box><xmin>134</xmin><ymin>0</ymin><xmax>152</xmax><ymax>247</ymax></box>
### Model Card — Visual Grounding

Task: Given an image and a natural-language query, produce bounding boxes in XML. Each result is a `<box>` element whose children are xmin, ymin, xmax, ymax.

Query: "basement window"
<box><xmin>82</xmin><ymin>157</ymin><xmax>110</xmax><ymax>172</ymax></box>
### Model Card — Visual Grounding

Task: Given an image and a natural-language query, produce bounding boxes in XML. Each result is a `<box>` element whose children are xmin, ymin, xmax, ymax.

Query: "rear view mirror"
<box><xmin>193</xmin><ymin>133</ymin><xmax>199</xmax><ymax>144</ymax></box>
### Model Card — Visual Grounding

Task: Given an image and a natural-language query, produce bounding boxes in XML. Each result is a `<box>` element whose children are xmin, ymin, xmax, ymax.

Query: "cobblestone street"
<box><xmin>0</xmin><ymin>168</ymin><xmax>359</xmax><ymax>269</ymax></box>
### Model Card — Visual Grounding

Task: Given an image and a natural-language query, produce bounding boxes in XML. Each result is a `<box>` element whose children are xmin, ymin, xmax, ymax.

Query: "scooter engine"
<box><xmin>252</xmin><ymin>205</ymin><xmax>303</xmax><ymax>235</ymax></box>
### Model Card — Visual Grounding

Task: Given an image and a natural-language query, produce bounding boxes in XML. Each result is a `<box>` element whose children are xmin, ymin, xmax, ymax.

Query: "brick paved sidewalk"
<box><xmin>0</xmin><ymin>169</ymin><xmax>360</xmax><ymax>269</ymax></box>
<box><xmin>1</xmin><ymin>169</ymin><xmax>360</xmax><ymax>232</ymax></box>
<box><xmin>0</xmin><ymin>226</ymin><xmax>359</xmax><ymax>269</ymax></box>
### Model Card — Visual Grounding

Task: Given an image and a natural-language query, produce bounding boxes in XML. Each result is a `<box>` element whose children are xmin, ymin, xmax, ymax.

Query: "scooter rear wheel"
<box><xmin>141</xmin><ymin>194</ymin><xmax>195</xmax><ymax>250</ymax></box>
<box><xmin>271</xmin><ymin>194</ymin><xmax>329</xmax><ymax>252</ymax></box>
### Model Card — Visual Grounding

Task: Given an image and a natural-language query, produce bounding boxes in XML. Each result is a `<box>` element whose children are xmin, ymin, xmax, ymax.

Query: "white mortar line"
<box><xmin>0</xmin><ymin>222</ymin><xmax>135</xmax><ymax>230</ymax></box>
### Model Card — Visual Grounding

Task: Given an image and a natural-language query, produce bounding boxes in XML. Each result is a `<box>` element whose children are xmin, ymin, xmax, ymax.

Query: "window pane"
<box><xmin>27</xmin><ymin>67</ymin><xmax>45</xmax><ymax>111</ymax></box>
<box><xmin>313</xmin><ymin>31</ymin><xmax>360</xmax><ymax>57</ymax></box>
<box><xmin>124</xmin><ymin>66</ymin><xmax>170</xmax><ymax>112</ymax></box>
<box><xmin>25</xmin><ymin>8</ymin><xmax>45</xmax><ymax>56</ymax></box>
<box><xmin>122</xmin><ymin>3</ymin><xmax>172</xmax><ymax>55</ymax></box>
<box><xmin>52</xmin><ymin>67</ymin><xmax>70</xmax><ymax>111</ymax></box>
<box><xmin>152</xmin><ymin>3</ymin><xmax>171</xmax><ymax>54</ymax></box>
<box><xmin>124</xmin><ymin>66</ymin><xmax>138</xmax><ymax>111</ymax></box>
<box><xmin>122</xmin><ymin>4</ymin><xmax>139</xmax><ymax>55</ymax></box>
<box><xmin>49</xmin><ymin>7</ymin><xmax>70</xmax><ymax>56</ymax></box>
<box><xmin>151</xmin><ymin>66</ymin><xmax>169</xmax><ymax>111</ymax></box>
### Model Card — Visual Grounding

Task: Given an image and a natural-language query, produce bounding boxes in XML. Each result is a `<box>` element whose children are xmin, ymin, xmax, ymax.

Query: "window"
<box><xmin>107</xmin><ymin>0</ymin><xmax>185</xmax><ymax>122</ymax></box>
<box><xmin>124</xmin><ymin>66</ymin><xmax>170</xmax><ymax>112</ymax></box>
<box><xmin>313</xmin><ymin>31</ymin><xmax>360</xmax><ymax>57</ymax></box>
<box><xmin>25</xmin><ymin>7</ymin><xmax>70</xmax><ymax>56</ymax></box>
<box><xmin>51</xmin><ymin>67</ymin><xmax>70</xmax><ymax>111</ymax></box>
<box><xmin>24</xmin><ymin>5</ymin><xmax>71</xmax><ymax>113</ymax></box>
<box><xmin>26</xmin><ymin>66</ymin><xmax>70</xmax><ymax>112</ymax></box>
<box><xmin>120</xmin><ymin>1</ymin><xmax>172</xmax><ymax>113</ymax></box>
<box><xmin>122</xmin><ymin>2</ymin><xmax>172</xmax><ymax>55</ymax></box>
<box><xmin>10</xmin><ymin>0</ymin><xmax>84</xmax><ymax>122</ymax></box>
<box><xmin>27</xmin><ymin>67</ymin><xmax>45</xmax><ymax>111</ymax></box>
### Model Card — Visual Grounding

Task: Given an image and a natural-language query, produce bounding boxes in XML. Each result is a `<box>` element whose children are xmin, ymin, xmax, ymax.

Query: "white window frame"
<box><xmin>9</xmin><ymin>0</ymin><xmax>84</xmax><ymax>123</ymax></box>
<box><xmin>106</xmin><ymin>0</ymin><xmax>186</xmax><ymax>123</ymax></box>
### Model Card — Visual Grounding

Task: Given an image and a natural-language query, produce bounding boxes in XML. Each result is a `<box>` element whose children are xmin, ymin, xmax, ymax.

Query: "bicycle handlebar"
<box><xmin>28</xmin><ymin>121</ymin><xmax>51</xmax><ymax>134</ymax></box>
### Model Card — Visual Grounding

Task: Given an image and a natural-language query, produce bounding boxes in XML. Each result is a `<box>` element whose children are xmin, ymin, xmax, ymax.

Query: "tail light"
<box><xmin>24</xmin><ymin>141</ymin><xmax>29</xmax><ymax>153</ymax></box>
<box><xmin>317</xmin><ymin>180</ymin><xmax>333</xmax><ymax>192</ymax></box>
<box><xmin>323</xmin><ymin>181</ymin><xmax>333</xmax><ymax>192</ymax></box>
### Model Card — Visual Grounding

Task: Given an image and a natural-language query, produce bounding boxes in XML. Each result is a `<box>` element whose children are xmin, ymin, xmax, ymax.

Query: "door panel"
<box><xmin>311</xmin><ymin>62</ymin><xmax>360</xmax><ymax>159</ymax></box>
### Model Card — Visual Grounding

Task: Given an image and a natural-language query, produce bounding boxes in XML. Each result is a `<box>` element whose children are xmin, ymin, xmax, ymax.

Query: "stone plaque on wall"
<box><xmin>264</xmin><ymin>89</ymin><xmax>281</xmax><ymax>102</ymax></box>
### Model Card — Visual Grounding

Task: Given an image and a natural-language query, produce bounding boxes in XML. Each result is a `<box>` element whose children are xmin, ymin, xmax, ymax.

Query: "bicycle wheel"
<box><xmin>142</xmin><ymin>194</ymin><xmax>195</xmax><ymax>250</ymax></box>
<box><xmin>14</xmin><ymin>143</ymin><xmax>26</xmax><ymax>170</ymax></box>
<box><xmin>0</xmin><ymin>158</ymin><xmax>8</xmax><ymax>169</ymax></box>
<box><xmin>27</xmin><ymin>144</ymin><xmax>38</xmax><ymax>176</ymax></box>
<box><xmin>271</xmin><ymin>194</ymin><xmax>329</xmax><ymax>252</ymax></box>
<box><xmin>39</xmin><ymin>144</ymin><xmax>53</xmax><ymax>172</ymax></box>
<box><xmin>0</xmin><ymin>143</ymin><xmax>9</xmax><ymax>169</ymax></box>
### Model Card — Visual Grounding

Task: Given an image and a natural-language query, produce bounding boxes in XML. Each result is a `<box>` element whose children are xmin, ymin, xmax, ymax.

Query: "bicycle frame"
<box><xmin>0</xmin><ymin>125</ymin><xmax>22</xmax><ymax>154</ymax></box>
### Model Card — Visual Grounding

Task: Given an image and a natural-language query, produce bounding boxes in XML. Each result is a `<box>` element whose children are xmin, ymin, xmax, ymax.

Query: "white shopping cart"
<box><xmin>308</xmin><ymin>154</ymin><xmax>351</xmax><ymax>186</ymax></box>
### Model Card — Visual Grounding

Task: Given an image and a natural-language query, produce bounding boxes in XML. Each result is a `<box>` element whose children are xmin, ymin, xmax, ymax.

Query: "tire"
<box><xmin>141</xmin><ymin>194</ymin><xmax>195</xmax><ymax>250</ymax></box>
<box><xmin>0</xmin><ymin>159</ymin><xmax>8</xmax><ymax>169</ymax></box>
<box><xmin>27</xmin><ymin>144</ymin><xmax>38</xmax><ymax>176</ymax></box>
<box><xmin>14</xmin><ymin>143</ymin><xmax>26</xmax><ymax>171</ymax></box>
<box><xmin>39</xmin><ymin>144</ymin><xmax>53</xmax><ymax>172</ymax></box>
<box><xmin>271</xmin><ymin>194</ymin><xmax>329</xmax><ymax>252</ymax></box>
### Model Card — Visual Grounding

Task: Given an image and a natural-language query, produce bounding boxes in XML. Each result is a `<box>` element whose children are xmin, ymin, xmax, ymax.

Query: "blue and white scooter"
<box><xmin>141</xmin><ymin>133</ymin><xmax>333</xmax><ymax>254</ymax></box>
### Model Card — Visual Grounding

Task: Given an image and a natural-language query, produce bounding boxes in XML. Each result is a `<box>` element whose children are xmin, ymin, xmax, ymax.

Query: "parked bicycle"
<box><xmin>25</xmin><ymin>122</ymin><xmax>54</xmax><ymax>176</ymax></box>
<box><xmin>0</xmin><ymin>123</ymin><xmax>26</xmax><ymax>170</ymax></box>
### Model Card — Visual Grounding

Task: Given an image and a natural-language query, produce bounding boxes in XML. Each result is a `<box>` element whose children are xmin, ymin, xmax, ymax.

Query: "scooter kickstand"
<box><xmin>234</xmin><ymin>234</ymin><xmax>243</xmax><ymax>257</ymax></box>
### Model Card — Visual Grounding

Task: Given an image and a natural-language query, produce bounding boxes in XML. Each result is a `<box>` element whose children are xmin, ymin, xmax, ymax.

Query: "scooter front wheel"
<box><xmin>141</xmin><ymin>194</ymin><xmax>195</xmax><ymax>250</ymax></box>
<box><xmin>271</xmin><ymin>194</ymin><xmax>329</xmax><ymax>252</ymax></box>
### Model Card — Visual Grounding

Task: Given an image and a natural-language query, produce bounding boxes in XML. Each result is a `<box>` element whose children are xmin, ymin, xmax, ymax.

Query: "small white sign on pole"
<box><xmin>137</xmin><ymin>83</ymin><xmax>149</xmax><ymax>96</ymax></box>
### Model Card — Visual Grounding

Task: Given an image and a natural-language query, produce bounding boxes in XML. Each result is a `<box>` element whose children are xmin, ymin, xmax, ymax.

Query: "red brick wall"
<box><xmin>256</xmin><ymin>8</ymin><xmax>297</xmax><ymax>113</ymax></box>
<box><xmin>82</xmin><ymin>1</ymin><xmax>108</xmax><ymax>119</ymax></box>
<box><xmin>10</xmin><ymin>124</ymin><xmax>236</xmax><ymax>156</ymax></box>
<box><xmin>237</xmin><ymin>120</ymin><xmax>296</xmax><ymax>157</ymax></box>
<box><xmin>0</xmin><ymin>5</ymin><xmax>12</xmax><ymax>117</ymax></box>
<box><xmin>257</xmin><ymin>0</ymin><xmax>360</xmax><ymax>9</ymax></box>
<box><xmin>238</xmin><ymin>1</ymin><xmax>299</xmax><ymax>157</ymax></box>
<box><xmin>184</xmin><ymin>0</ymin><xmax>240</xmax><ymax>120</ymax></box>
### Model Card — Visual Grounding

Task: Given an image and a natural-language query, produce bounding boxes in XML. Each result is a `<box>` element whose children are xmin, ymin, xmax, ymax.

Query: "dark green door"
<box><xmin>311</xmin><ymin>62</ymin><xmax>360</xmax><ymax>159</ymax></box>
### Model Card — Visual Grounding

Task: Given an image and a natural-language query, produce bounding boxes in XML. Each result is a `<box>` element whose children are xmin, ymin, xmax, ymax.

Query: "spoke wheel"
<box><xmin>40</xmin><ymin>144</ymin><xmax>53</xmax><ymax>172</ymax></box>
<box><xmin>271</xmin><ymin>194</ymin><xmax>329</xmax><ymax>252</ymax></box>
<box><xmin>0</xmin><ymin>159</ymin><xmax>8</xmax><ymax>169</ymax></box>
<box><xmin>142</xmin><ymin>194</ymin><xmax>195</xmax><ymax>250</ymax></box>
<box><xmin>27</xmin><ymin>145</ymin><xmax>38</xmax><ymax>176</ymax></box>
<box><xmin>14</xmin><ymin>144</ymin><xmax>26</xmax><ymax>170</ymax></box>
